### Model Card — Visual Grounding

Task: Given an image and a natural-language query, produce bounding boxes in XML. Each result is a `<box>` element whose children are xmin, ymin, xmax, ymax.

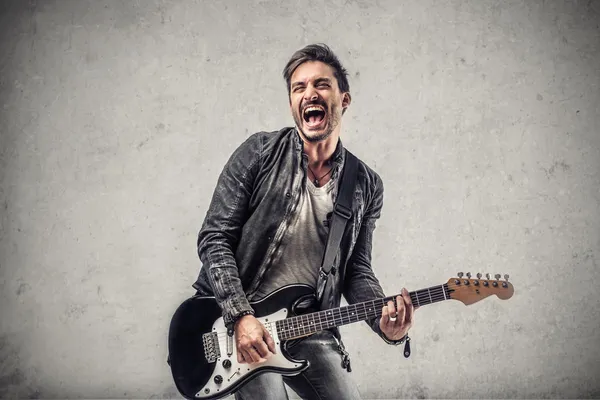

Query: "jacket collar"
<box><xmin>291</xmin><ymin>126</ymin><xmax>346</xmax><ymax>178</ymax></box>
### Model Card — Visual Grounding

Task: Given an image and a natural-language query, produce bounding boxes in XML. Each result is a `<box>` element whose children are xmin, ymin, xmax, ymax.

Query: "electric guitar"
<box><xmin>167</xmin><ymin>273</ymin><xmax>514</xmax><ymax>399</ymax></box>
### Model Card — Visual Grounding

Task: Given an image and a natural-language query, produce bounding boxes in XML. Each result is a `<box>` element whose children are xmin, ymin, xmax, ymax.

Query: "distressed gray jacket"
<box><xmin>193</xmin><ymin>127</ymin><xmax>394</xmax><ymax>343</ymax></box>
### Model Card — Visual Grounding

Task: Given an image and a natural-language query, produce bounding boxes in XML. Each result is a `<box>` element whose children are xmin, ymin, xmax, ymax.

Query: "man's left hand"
<box><xmin>379</xmin><ymin>287</ymin><xmax>416</xmax><ymax>341</ymax></box>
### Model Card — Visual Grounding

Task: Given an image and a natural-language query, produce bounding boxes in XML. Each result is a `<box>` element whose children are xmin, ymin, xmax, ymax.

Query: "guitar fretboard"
<box><xmin>275</xmin><ymin>284</ymin><xmax>450</xmax><ymax>340</ymax></box>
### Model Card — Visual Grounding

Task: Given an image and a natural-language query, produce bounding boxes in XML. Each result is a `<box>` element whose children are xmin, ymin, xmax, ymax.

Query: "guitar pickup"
<box><xmin>202</xmin><ymin>332</ymin><xmax>221</xmax><ymax>363</ymax></box>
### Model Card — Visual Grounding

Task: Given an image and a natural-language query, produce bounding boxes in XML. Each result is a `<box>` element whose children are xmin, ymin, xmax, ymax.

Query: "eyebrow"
<box><xmin>291</xmin><ymin>77</ymin><xmax>332</xmax><ymax>89</ymax></box>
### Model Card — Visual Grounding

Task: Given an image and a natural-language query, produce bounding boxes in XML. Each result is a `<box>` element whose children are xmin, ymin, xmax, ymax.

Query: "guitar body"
<box><xmin>168</xmin><ymin>274</ymin><xmax>515</xmax><ymax>399</ymax></box>
<box><xmin>168</xmin><ymin>284</ymin><xmax>315</xmax><ymax>400</ymax></box>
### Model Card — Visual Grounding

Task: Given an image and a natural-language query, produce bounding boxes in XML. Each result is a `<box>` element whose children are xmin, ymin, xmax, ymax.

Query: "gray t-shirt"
<box><xmin>252</xmin><ymin>177</ymin><xmax>337</xmax><ymax>300</ymax></box>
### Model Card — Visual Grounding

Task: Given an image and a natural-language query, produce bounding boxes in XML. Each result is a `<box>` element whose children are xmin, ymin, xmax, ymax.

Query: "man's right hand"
<box><xmin>234</xmin><ymin>314</ymin><xmax>277</xmax><ymax>364</ymax></box>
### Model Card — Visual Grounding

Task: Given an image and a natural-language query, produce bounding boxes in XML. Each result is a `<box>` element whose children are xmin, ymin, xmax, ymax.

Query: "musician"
<box><xmin>192</xmin><ymin>43</ymin><xmax>416</xmax><ymax>399</ymax></box>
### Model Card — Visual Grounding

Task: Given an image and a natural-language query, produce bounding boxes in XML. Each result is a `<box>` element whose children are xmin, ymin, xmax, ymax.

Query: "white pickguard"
<box><xmin>196</xmin><ymin>308</ymin><xmax>305</xmax><ymax>399</ymax></box>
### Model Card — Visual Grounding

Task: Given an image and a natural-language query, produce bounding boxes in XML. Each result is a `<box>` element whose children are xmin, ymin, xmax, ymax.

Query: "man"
<box><xmin>192</xmin><ymin>43</ymin><xmax>415</xmax><ymax>400</ymax></box>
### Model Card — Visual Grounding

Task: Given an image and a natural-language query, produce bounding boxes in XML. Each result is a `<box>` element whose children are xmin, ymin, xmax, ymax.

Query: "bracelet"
<box><xmin>233</xmin><ymin>310</ymin><xmax>255</xmax><ymax>324</ymax></box>
<box><xmin>381</xmin><ymin>332</ymin><xmax>408</xmax><ymax>346</ymax></box>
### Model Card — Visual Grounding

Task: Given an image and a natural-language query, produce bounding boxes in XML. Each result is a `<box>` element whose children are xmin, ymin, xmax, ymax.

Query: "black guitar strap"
<box><xmin>315</xmin><ymin>150</ymin><xmax>359</xmax><ymax>302</ymax></box>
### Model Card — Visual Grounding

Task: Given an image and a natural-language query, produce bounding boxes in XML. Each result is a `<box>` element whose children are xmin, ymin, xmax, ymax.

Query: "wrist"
<box><xmin>381</xmin><ymin>331</ymin><xmax>408</xmax><ymax>345</ymax></box>
<box><xmin>232</xmin><ymin>310</ymin><xmax>255</xmax><ymax>327</ymax></box>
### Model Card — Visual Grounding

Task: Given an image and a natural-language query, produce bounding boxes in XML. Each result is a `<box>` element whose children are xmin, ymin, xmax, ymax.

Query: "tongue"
<box><xmin>309</xmin><ymin>115</ymin><xmax>323</xmax><ymax>124</ymax></box>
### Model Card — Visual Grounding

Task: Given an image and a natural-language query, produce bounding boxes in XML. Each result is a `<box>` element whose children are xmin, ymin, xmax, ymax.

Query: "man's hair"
<box><xmin>282</xmin><ymin>43</ymin><xmax>350</xmax><ymax>98</ymax></box>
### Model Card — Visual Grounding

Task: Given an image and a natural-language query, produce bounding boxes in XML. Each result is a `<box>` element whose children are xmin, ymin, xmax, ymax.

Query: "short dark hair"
<box><xmin>282</xmin><ymin>43</ymin><xmax>350</xmax><ymax>97</ymax></box>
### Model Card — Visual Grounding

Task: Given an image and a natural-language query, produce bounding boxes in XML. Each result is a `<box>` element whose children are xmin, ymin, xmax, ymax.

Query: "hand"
<box><xmin>234</xmin><ymin>314</ymin><xmax>276</xmax><ymax>364</ymax></box>
<box><xmin>379</xmin><ymin>288</ymin><xmax>417</xmax><ymax>341</ymax></box>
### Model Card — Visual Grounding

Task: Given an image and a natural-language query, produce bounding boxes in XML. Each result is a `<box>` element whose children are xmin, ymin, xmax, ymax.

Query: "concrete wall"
<box><xmin>1</xmin><ymin>0</ymin><xmax>598</xmax><ymax>398</ymax></box>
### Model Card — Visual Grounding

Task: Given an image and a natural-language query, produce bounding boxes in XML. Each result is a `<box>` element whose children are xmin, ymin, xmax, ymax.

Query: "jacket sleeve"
<box><xmin>343</xmin><ymin>174</ymin><xmax>399</xmax><ymax>344</ymax></box>
<box><xmin>196</xmin><ymin>134</ymin><xmax>262</xmax><ymax>329</ymax></box>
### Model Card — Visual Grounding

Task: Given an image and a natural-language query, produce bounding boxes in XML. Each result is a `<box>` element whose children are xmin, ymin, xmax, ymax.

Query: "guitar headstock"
<box><xmin>447</xmin><ymin>272</ymin><xmax>514</xmax><ymax>305</ymax></box>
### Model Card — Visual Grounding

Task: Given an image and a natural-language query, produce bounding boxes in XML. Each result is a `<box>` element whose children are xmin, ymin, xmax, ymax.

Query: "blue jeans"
<box><xmin>234</xmin><ymin>331</ymin><xmax>362</xmax><ymax>400</ymax></box>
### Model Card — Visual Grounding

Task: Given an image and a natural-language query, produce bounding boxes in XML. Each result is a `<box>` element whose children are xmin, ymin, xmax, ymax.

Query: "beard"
<box><xmin>294</xmin><ymin>102</ymin><xmax>341</xmax><ymax>143</ymax></box>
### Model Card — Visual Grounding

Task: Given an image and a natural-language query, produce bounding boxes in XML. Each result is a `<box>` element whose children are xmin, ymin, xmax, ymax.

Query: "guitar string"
<box><xmin>273</xmin><ymin>282</ymin><xmax>505</xmax><ymax>339</ymax></box>
<box><xmin>214</xmin><ymin>282</ymin><xmax>450</xmax><ymax>337</ymax></box>
<box><xmin>213</xmin><ymin>289</ymin><xmax>451</xmax><ymax>339</ymax></box>
<box><xmin>212</xmin><ymin>285</ymin><xmax>450</xmax><ymax>338</ymax></box>
<box><xmin>213</xmin><ymin>282</ymin><xmax>510</xmax><ymax>339</ymax></box>
<box><xmin>273</xmin><ymin>291</ymin><xmax>449</xmax><ymax>339</ymax></box>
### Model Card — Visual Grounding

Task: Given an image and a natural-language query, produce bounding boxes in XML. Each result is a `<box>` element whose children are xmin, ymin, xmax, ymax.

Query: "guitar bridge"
<box><xmin>202</xmin><ymin>332</ymin><xmax>221</xmax><ymax>363</ymax></box>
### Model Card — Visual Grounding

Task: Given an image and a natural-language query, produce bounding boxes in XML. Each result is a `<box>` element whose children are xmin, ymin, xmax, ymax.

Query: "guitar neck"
<box><xmin>276</xmin><ymin>284</ymin><xmax>450</xmax><ymax>340</ymax></box>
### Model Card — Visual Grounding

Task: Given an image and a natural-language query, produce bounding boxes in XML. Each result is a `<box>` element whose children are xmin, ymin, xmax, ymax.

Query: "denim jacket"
<box><xmin>193</xmin><ymin>127</ymin><xmax>395</xmax><ymax>343</ymax></box>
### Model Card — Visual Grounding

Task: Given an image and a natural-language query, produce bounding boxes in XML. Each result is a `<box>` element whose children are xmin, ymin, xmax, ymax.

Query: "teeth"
<box><xmin>304</xmin><ymin>106</ymin><xmax>324</xmax><ymax>115</ymax></box>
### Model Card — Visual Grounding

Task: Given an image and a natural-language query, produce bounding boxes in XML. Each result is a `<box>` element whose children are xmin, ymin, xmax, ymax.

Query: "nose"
<box><xmin>304</xmin><ymin>86</ymin><xmax>319</xmax><ymax>102</ymax></box>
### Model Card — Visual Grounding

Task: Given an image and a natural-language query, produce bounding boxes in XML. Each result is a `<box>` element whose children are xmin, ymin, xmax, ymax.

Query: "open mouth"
<box><xmin>302</xmin><ymin>105</ymin><xmax>327</xmax><ymax>129</ymax></box>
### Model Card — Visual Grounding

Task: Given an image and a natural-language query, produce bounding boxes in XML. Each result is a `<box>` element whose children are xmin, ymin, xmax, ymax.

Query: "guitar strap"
<box><xmin>315</xmin><ymin>149</ymin><xmax>359</xmax><ymax>303</ymax></box>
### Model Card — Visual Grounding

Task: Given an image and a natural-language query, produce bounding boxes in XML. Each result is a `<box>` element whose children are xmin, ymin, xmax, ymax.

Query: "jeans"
<box><xmin>234</xmin><ymin>331</ymin><xmax>362</xmax><ymax>400</ymax></box>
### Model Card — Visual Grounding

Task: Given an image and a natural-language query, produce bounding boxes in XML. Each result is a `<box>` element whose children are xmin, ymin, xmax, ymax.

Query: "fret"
<box><xmin>359</xmin><ymin>302</ymin><xmax>366</xmax><ymax>322</ymax></box>
<box><xmin>301</xmin><ymin>314</ymin><xmax>310</xmax><ymax>336</ymax></box>
<box><xmin>323</xmin><ymin>309</ymin><xmax>334</xmax><ymax>330</ymax></box>
<box><xmin>294</xmin><ymin>316</ymin><xmax>302</xmax><ymax>336</ymax></box>
<box><xmin>315</xmin><ymin>309</ymin><xmax>323</xmax><ymax>332</ymax></box>
<box><xmin>413</xmin><ymin>293</ymin><xmax>420</xmax><ymax>307</ymax></box>
<box><xmin>276</xmin><ymin>284</ymin><xmax>450</xmax><ymax>340</ymax></box>
<box><xmin>343</xmin><ymin>306</ymin><xmax>351</xmax><ymax>324</ymax></box>
<box><xmin>432</xmin><ymin>286</ymin><xmax>446</xmax><ymax>304</ymax></box>
<box><xmin>350</xmin><ymin>304</ymin><xmax>358</xmax><ymax>323</ymax></box>
<box><xmin>300</xmin><ymin>314</ymin><xmax>309</xmax><ymax>336</ymax></box>
<box><xmin>342</xmin><ymin>305</ymin><xmax>350</xmax><ymax>325</ymax></box>
<box><xmin>366</xmin><ymin>301</ymin><xmax>374</xmax><ymax>320</ymax></box>
<box><xmin>334</xmin><ymin>307</ymin><xmax>343</xmax><ymax>328</ymax></box>
<box><xmin>307</xmin><ymin>314</ymin><xmax>315</xmax><ymax>332</ymax></box>
<box><xmin>342</xmin><ymin>306</ymin><xmax>349</xmax><ymax>324</ymax></box>
<box><xmin>415</xmin><ymin>290</ymin><xmax>423</xmax><ymax>306</ymax></box>
<box><xmin>363</xmin><ymin>300</ymin><xmax>374</xmax><ymax>321</ymax></box>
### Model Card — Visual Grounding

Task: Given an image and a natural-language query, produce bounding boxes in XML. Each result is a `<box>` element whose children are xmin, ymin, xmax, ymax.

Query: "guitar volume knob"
<box><xmin>222</xmin><ymin>359</ymin><xmax>232</xmax><ymax>369</ymax></box>
<box><xmin>214</xmin><ymin>375</ymin><xmax>223</xmax><ymax>385</ymax></box>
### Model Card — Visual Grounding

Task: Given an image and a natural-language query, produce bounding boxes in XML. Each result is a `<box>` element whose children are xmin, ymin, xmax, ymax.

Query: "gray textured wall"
<box><xmin>1</xmin><ymin>0</ymin><xmax>599</xmax><ymax>399</ymax></box>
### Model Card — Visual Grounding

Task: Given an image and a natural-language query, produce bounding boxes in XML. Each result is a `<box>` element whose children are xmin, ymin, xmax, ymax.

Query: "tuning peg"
<box><xmin>476</xmin><ymin>273</ymin><xmax>482</xmax><ymax>279</ymax></box>
<box><xmin>466</xmin><ymin>272</ymin><xmax>471</xmax><ymax>278</ymax></box>
<box><xmin>495</xmin><ymin>274</ymin><xmax>501</xmax><ymax>280</ymax></box>
<box><xmin>504</xmin><ymin>274</ymin><xmax>509</xmax><ymax>281</ymax></box>
<box><xmin>458</xmin><ymin>272</ymin><xmax>464</xmax><ymax>278</ymax></box>
<box><xmin>486</xmin><ymin>273</ymin><xmax>491</xmax><ymax>280</ymax></box>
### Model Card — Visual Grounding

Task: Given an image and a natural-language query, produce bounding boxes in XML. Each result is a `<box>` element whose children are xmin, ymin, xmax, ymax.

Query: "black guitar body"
<box><xmin>168</xmin><ymin>284</ymin><xmax>315</xmax><ymax>400</ymax></box>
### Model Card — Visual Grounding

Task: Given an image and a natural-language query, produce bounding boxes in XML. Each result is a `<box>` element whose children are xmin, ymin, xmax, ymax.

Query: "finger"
<box><xmin>380</xmin><ymin>305</ymin><xmax>389</xmax><ymax>326</ymax></box>
<box><xmin>402</xmin><ymin>288</ymin><xmax>415</xmax><ymax>324</ymax></box>
<box><xmin>237</xmin><ymin>346</ymin><xmax>244</xmax><ymax>363</ymax></box>
<box><xmin>402</xmin><ymin>287</ymin><xmax>413</xmax><ymax>310</ymax></box>
<box><xmin>237</xmin><ymin>338</ymin><xmax>253</xmax><ymax>364</ymax></box>
<box><xmin>238</xmin><ymin>347</ymin><xmax>250</xmax><ymax>364</ymax></box>
<box><xmin>263</xmin><ymin>329</ymin><xmax>277</xmax><ymax>354</ymax></box>
<box><xmin>387</xmin><ymin>300</ymin><xmax>397</xmax><ymax>321</ymax></box>
<box><xmin>252</xmin><ymin>338</ymin><xmax>271</xmax><ymax>359</ymax></box>
<box><xmin>403</xmin><ymin>288</ymin><xmax>415</xmax><ymax>324</ymax></box>
<box><xmin>396</xmin><ymin>295</ymin><xmax>406</xmax><ymax>324</ymax></box>
<box><xmin>247</xmin><ymin>347</ymin><xmax>266</xmax><ymax>363</ymax></box>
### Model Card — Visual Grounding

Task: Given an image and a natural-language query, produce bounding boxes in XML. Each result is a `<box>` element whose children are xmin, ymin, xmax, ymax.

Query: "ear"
<box><xmin>342</xmin><ymin>92</ymin><xmax>351</xmax><ymax>114</ymax></box>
